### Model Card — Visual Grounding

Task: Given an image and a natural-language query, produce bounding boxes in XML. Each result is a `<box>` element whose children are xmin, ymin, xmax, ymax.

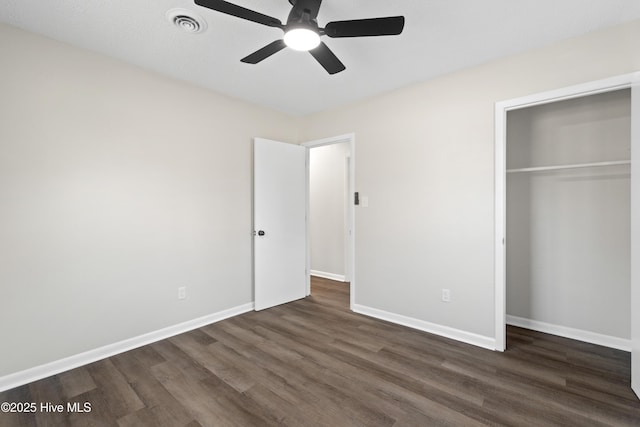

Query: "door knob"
<box><xmin>257</xmin><ymin>230</ymin><xmax>265</xmax><ymax>236</ymax></box>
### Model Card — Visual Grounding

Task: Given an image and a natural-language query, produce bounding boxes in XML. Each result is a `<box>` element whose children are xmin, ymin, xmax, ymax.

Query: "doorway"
<box><xmin>303</xmin><ymin>134</ymin><xmax>355</xmax><ymax>310</ymax></box>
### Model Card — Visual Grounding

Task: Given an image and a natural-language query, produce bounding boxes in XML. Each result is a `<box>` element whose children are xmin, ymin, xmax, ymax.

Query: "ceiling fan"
<box><xmin>194</xmin><ymin>0</ymin><xmax>405</xmax><ymax>74</ymax></box>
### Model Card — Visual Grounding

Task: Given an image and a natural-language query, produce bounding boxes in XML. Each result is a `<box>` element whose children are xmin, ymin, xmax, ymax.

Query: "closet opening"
<box><xmin>505</xmin><ymin>89</ymin><xmax>631</xmax><ymax>350</ymax></box>
<box><xmin>494</xmin><ymin>73</ymin><xmax>640</xmax><ymax>356</ymax></box>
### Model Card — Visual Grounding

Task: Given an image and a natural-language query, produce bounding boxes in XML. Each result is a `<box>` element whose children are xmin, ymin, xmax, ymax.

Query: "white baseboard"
<box><xmin>506</xmin><ymin>315</ymin><xmax>631</xmax><ymax>352</ymax></box>
<box><xmin>353</xmin><ymin>304</ymin><xmax>496</xmax><ymax>351</ymax></box>
<box><xmin>310</xmin><ymin>270</ymin><xmax>346</xmax><ymax>282</ymax></box>
<box><xmin>0</xmin><ymin>303</ymin><xmax>254</xmax><ymax>392</ymax></box>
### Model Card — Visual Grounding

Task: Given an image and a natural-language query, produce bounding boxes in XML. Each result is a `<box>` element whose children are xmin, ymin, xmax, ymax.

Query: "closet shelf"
<box><xmin>506</xmin><ymin>160</ymin><xmax>631</xmax><ymax>173</ymax></box>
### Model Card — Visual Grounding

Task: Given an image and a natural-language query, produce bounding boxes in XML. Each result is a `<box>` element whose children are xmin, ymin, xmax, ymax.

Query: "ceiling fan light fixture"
<box><xmin>193</xmin><ymin>0</ymin><xmax>405</xmax><ymax>74</ymax></box>
<box><xmin>284</xmin><ymin>28</ymin><xmax>320</xmax><ymax>51</ymax></box>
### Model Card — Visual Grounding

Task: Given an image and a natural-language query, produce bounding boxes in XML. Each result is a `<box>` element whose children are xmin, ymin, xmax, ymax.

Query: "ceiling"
<box><xmin>2</xmin><ymin>0</ymin><xmax>640</xmax><ymax>116</ymax></box>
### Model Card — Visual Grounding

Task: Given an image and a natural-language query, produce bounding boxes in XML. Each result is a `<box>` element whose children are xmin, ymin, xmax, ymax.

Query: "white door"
<box><xmin>254</xmin><ymin>138</ymin><xmax>307</xmax><ymax>311</ymax></box>
<box><xmin>632</xmin><ymin>74</ymin><xmax>640</xmax><ymax>398</ymax></box>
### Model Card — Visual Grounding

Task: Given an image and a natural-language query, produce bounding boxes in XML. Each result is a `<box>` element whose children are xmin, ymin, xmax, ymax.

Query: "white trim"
<box><xmin>495</xmin><ymin>73</ymin><xmax>637</xmax><ymax>113</ymax></box>
<box><xmin>494</xmin><ymin>72</ymin><xmax>640</xmax><ymax>353</ymax></box>
<box><xmin>353</xmin><ymin>304</ymin><xmax>495</xmax><ymax>351</ymax></box>
<box><xmin>495</xmin><ymin>95</ymin><xmax>507</xmax><ymax>351</ymax></box>
<box><xmin>0</xmin><ymin>303</ymin><xmax>254</xmax><ymax>392</ymax></box>
<box><xmin>310</xmin><ymin>270</ymin><xmax>346</xmax><ymax>282</ymax></box>
<box><xmin>349</xmin><ymin>135</ymin><xmax>356</xmax><ymax>311</ymax></box>
<box><xmin>301</xmin><ymin>133</ymin><xmax>354</xmax><ymax>149</ymax></box>
<box><xmin>343</xmin><ymin>152</ymin><xmax>351</xmax><ymax>283</ymax></box>
<box><xmin>506</xmin><ymin>315</ymin><xmax>631</xmax><ymax>352</ymax></box>
<box><xmin>631</xmin><ymin>73</ymin><xmax>640</xmax><ymax>397</ymax></box>
<box><xmin>305</xmin><ymin>147</ymin><xmax>312</xmax><ymax>296</ymax></box>
<box><xmin>302</xmin><ymin>133</ymin><xmax>356</xmax><ymax>311</ymax></box>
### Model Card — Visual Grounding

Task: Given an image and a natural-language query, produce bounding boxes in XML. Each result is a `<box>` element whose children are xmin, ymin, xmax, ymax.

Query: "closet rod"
<box><xmin>507</xmin><ymin>160</ymin><xmax>631</xmax><ymax>173</ymax></box>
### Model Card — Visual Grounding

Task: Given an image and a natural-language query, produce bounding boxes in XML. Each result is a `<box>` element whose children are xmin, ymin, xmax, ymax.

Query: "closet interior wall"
<box><xmin>506</xmin><ymin>89</ymin><xmax>631</xmax><ymax>345</ymax></box>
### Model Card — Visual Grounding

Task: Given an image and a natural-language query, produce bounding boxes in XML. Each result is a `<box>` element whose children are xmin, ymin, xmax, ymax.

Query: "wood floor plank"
<box><xmin>168</xmin><ymin>333</ymin><xmax>256</xmax><ymax>393</ymax></box>
<box><xmin>110</xmin><ymin>351</ymin><xmax>195</xmax><ymax>426</ymax></box>
<box><xmin>149</xmin><ymin>361</ymin><xmax>238</xmax><ymax>427</ymax></box>
<box><xmin>241</xmin><ymin>384</ymin><xmax>312</xmax><ymax>427</ymax></box>
<box><xmin>84</xmin><ymin>359</ymin><xmax>145</xmax><ymax>418</ymax></box>
<box><xmin>57</xmin><ymin>367</ymin><xmax>97</xmax><ymax>399</ymax></box>
<box><xmin>148</xmin><ymin>340</ymin><xmax>212</xmax><ymax>382</ymax></box>
<box><xmin>1</xmin><ymin>276</ymin><xmax>639</xmax><ymax>426</ymax></box>
<box><xmin>332</xmin><ymin>339</ymin><xmax>486</xmax><ymax>407</ymax></box>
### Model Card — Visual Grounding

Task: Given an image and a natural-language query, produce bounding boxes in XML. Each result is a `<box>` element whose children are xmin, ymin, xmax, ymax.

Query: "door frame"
<box><xmin>494</xmin><ymin>72</ymin><xmax>640</xmax><ymax>352</ymax></box>
<box><xmin>302</xmin><ymin>133</ymin><xmax>356</xmax><ymax>311</ymax></box>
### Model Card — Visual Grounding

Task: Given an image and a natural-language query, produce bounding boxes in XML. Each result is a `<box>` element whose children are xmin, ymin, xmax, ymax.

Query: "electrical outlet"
<box><xmin>178</xmin><ymin>286</ymin><xmax>186</xmax><ymax>300</ymax></box>
<box><xmin>441</xmin><ymin>289</ymin><xmax>451</xmax><ymax>303</ymax></box>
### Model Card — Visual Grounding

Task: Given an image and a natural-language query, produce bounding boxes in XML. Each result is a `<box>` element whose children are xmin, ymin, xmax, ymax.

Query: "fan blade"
<box><xmin>241</xmin><ymin>40</ymin><xmax>287</xmax><ymax>64</ymax></box>
<box><xmin>324</xmin><ymin>16</ymin><xmax>405</xmax><ymax>38</ymax></box>
<box><xmin>195</xmin><ymin>0</ymin><xmax>283</xmax><ymax>28</ymax></box>
<box><xmin>309</xmin><ymin>42</ymin><xmax>345</xmax><ymax>75</ymax></box>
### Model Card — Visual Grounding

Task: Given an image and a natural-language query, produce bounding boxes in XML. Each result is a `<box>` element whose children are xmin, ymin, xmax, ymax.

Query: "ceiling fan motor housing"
<box><xmin>286</xmin><ymin>0</ymin><xmax>321</xmax><ymax>31</ymax></box>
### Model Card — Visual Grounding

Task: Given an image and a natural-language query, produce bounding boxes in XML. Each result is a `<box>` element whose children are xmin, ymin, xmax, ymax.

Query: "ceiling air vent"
<box><xmin>166</xmin><ymin>8</ymin><xmax>207</xmax><ymax>34</ymax></box>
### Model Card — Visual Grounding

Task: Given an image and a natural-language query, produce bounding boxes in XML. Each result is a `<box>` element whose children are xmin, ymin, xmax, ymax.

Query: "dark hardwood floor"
<box><xmin>2</xmin><ymin>276</ymin><xmax>639</xmax><ymax>426</ymax></box>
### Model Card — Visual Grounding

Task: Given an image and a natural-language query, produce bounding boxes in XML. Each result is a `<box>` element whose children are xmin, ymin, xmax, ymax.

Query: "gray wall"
<box><xmin>0</xmin><ymin>24</ymin><xmax>298</xmax><ymax>377</ymax></box>
<box><xmin>299</xmin><ymin>19</ymin><xmax>640</xmax><ymax>340</ymax></box>
<box><xmin>309</xmin><ymin>143</ymin><xmax>349</xmax><ymax>278</ymax></box>
<box><xmin>506</xmin><ymin>90</ymin><xmax>631</xmax><ymax>339</ymax></box>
